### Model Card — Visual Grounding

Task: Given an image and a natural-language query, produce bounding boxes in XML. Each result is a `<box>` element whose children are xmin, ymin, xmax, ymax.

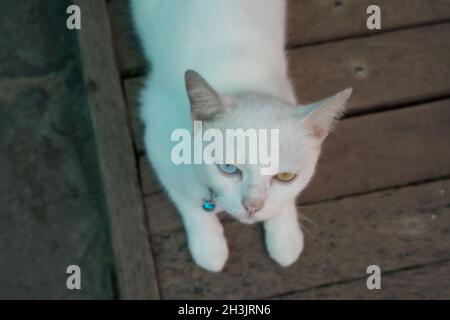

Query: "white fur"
<box><xmin>131</xmin><ymin>0</ymin><xmax>351</xmax><ymax>272</ymax></box>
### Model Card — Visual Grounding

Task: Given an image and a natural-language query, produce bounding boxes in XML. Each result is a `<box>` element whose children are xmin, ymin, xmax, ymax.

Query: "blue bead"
<box><xmin>202</xmin><ymin>200</ymin><xmax>216</xmax><ymax>211</ymax></box>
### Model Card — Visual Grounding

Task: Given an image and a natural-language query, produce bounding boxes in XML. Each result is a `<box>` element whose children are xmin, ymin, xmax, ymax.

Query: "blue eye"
<box><xmin>217</xmin><ymin>164</ymin><xmax>240</xmax><ymax>175</ymax></box>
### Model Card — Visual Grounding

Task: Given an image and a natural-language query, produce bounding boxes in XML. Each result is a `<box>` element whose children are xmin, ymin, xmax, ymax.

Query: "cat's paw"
<box><xmin>188</xmin><ymin>232</ymin><xmax>229</xmax><ymax>272</ymax></box>
<box><xmin>266</xmin><ymin>227</ymin><xmax>304</xmax><ymax>267</ymax></box>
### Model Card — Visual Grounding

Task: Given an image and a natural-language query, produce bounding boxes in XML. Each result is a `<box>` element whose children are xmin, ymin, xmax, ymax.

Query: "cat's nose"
<box><xmin>242</xmin><ymin>198</ymin><xmax>264</xmax><ymax>215</ymax></box>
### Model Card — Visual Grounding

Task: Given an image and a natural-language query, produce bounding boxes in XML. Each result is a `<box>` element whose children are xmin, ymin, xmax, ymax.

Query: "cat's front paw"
<box><xmin>188</xmin><ymin>231</ymin><xmax>229</xmax><ymax>272</ymax></box>
<box><xmin>266</xmin><ymin>226</ymin><xmax>304</xmax><ymax>267</ymax></box>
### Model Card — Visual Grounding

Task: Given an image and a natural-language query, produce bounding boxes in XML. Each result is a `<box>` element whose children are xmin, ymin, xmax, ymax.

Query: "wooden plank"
<box><xmin>151</xmin><ymin>179</ymin><xmax>450</xmax><ymax>299</ymax></box>
<box><xmin>301</xmin><ymin>99</ymin><xmax>450</xmax><ymax>203</ymax></box>
<box><xmin>277</xmin><ymin>260</ymin><xmax>450</xmax><ymax>299</ymax></box>
<box><xmin>290</xmin><ymin>23</ymin><xmax>450</xmax><ymax>113</ymax></box>
<box><xmin>74</xmin><ymin>0</ymin><xmax>159</xmax><ymax>299</ymax></box>
<box><xmin>286</xmin><ymin>0</ymin><xmax>450</xmax><ymax>47</ymax></box>
<box><xmin>125</xmin><ymin>23</ymin><xmax>450</xmax><ymax>155</ymax></box>
<box><xmin>108</xmin><ymin>0</ymin><xmax>450</xmax><ymax>75</ymax></box>
<box><xmin>142</xmin><ymin>99</ymin><xmax>450</xmax><ymax>235</ymax></box>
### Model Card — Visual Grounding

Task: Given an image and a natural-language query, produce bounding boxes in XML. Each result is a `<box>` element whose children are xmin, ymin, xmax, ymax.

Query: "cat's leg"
<box><xmin>264</xmin><ymin>200</ymin><xmax>304</xmax><ymax>267</ymax></box>
<box><xmin>176</xmin><ymin>197</ymin><xmax>229</xmax><ymax>272</ymax></box>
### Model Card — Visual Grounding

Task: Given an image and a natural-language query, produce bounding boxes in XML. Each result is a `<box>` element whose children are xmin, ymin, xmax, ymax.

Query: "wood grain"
<box><xmin>277</xmin><ymin>260</ymin><xmax>450</xmax><ymax>299</ymax></box>
<box><xmin>108</xmin><ymin>0</ymin><xmax>450</xmax><ymax>75</ymax></box>
<box><xmin>290</xmin><ymin>23</ymin><xmax>450</xmax><ymax>113</ymax></box>
<box><xmin>74</xmin><ymin>0</ymin><xmax>159</xmax><ymax>299</ymax></box>
<box><xmin>286</xmin><ymin>0</ymin><xmax>450</xmax><ymax>47</ymax></box>
<box><xmin>151</xmin><ymin>179</ymin><xmax>450</xmax><ymax>299</ymax></box>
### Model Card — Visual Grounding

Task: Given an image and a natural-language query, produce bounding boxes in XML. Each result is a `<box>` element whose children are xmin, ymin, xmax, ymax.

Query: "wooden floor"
<box><xmin>105</xmin><ymin>0</ymin><xmax>450</xmax><ymax>299</ymax></box>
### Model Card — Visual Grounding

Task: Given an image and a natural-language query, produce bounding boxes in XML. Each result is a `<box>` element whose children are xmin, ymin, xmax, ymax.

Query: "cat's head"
<box><xmin>185</xmin><ymin>70</ymin><xmax>352</xmax><ymax>224</ymax></box>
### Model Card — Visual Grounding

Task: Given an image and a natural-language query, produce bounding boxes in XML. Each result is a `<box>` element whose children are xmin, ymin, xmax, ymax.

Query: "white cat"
<box><xmin>131</xmin><ymin>0</ymin><xmax>352</xmax><ymax>272</ymax></box>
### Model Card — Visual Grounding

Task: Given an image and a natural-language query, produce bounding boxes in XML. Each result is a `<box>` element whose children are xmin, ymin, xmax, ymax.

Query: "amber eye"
<box><xmin>275</xmin><ymin>172</ymin><xmax>297</xmax><ymax>182</ymax></box>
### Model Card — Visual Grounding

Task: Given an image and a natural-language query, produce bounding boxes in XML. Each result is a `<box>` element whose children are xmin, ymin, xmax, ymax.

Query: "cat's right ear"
<box><xmin>297</xmin><ymin>88</ymin><xmax>352</xmax><ymax>143</ymax></box>
<box><xmin>185</xmin><ymin>70</ymin><xmax>225</xmax><ymax>121</ymax></box>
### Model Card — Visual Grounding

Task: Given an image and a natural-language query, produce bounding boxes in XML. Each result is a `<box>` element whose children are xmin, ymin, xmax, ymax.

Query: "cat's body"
<box><xmin>131</xmin><ymin>0</ymin><xmax>351</xmax><ymax>272</ymax></box>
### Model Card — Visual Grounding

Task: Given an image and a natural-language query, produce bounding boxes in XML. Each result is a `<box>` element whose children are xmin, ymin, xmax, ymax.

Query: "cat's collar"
<box><xmin>202</xmin><ymin>187</ymin><xmax>217</xmax><ymax>212</ymax></box>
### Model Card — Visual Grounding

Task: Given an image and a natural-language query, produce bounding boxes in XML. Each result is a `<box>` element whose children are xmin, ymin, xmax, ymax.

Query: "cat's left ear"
<box><xmin>185</xmin><ymin>70</ymin><xmax>232</xmax><ymax>121</ymax></box>
<box><xmin>297</xmin><ymin>88</ymin><xmax>352</xmax><ymax>142</ymax></box>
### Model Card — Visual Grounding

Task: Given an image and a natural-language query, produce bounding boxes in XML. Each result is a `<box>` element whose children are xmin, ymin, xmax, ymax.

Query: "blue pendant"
<box><xmin>202</xmin><ymin>200</ymin><xmax>216</xmax><ymax>212</ymax></box>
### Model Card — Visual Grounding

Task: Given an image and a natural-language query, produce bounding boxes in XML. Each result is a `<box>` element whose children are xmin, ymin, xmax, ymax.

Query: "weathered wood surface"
<box><xmin>74</xmin><ymin>0</ymin><xmax>160</xmax><ymax>299</ymax></box>
<box><xmin>151</xmin><ymin>179</ymin><xmax>450</xmax><ymax>299</ymax></box>
<box><xmin>287</xmin><ymin>0</ymin><xmax>450</xmax><ymax>47</ymax></box>
<box><xmin>124</xmin><ymin>23</ymin><xmax>450</xmax><ymax>154</ymax></box>
<box><xmin>277</xmin><ymin>260</ymin><xmax>450</xmax><ymax>299</ymax></box>
<box><xmin>290</xmin><ymin>23</ymin><xmax>450</xmax><ymax>113</ymax></box>
<box><xmin>108</xmin><ymin>0</ymin><xmax>450</xmax><ymax>76</ymax></box>
<box><xmin>140</xmin><ymin>99</ymin><xmax>450</xmax><ymax>236</ymax></box>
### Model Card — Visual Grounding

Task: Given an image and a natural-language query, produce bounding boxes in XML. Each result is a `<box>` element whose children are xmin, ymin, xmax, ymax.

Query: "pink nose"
<box><xmin>242</xmin><ymin>198</ymin><xmax>264</xmax><ymax>215</ymax></box>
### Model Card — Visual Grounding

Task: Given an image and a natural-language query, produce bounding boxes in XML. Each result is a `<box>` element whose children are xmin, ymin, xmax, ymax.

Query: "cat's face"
<box><xmin>186</xmin><ymin>70</ymin><xmax>351</xmax><ymax>224</ymax></box>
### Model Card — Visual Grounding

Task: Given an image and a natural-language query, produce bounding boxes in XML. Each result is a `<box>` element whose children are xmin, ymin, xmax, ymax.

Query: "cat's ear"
<box><xmin>185</xmin><ymin>70</ymin><xmax>227</xmax><ymax>121</ymax></box>
<box><xmin>297</xmin><ymin>88</ymin><xmax>352</xmax><ymax>142</ymax></box>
